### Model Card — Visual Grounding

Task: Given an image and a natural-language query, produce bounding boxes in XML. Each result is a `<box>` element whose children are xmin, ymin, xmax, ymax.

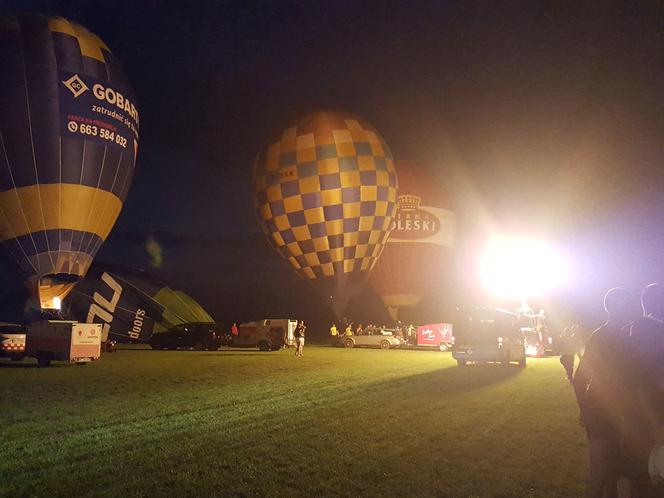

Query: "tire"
<box><xmin>502</xmin><ymin>353</ymin><xmax>511</xmax><ymax>366</ymax></box>
<box><xmin>193</xmin><ymin>341</ymin><xmax>205</xmax><ymax>351</ymax></box>
<box><xmin>206</xmin><ymin>343</ymin><xmax>218</xmax><ymax>351</ymax></box>
<box><xmin>344</xmin><ymin>338</ymin><xmax>354</xmax><ymax>349</ymax></box>
<box><xmin>258</xmin><ymin>341</ymin><xmax>270</xmax><ymax>352</ymax></box>
<box><xmin>10</xmin><ymin>354</ymin><xmax>24</xmax><ymax>362</ymax></box>
<box><xmin>380</xmin><ymin>340</ymin><xmax>390</xmax><ymax>350</ymax></box>
<box><xmin>150</xmin><ymin>343</ymin><xmax>162</xmax><ymax>350</ymax></box>
<box><xmin>270</xmin><ymin>344</ymin><xmax>281</xmax><ymax>351</ymax></box>
<box><xmin>457</xmin><ymin>359</ymin><xmax>466</xmax><ymax>367</ymax></box>
<box><xmin>37</xmin><ymin>353</ymin><xmax>52</xmax><ymax>367</ymax></box>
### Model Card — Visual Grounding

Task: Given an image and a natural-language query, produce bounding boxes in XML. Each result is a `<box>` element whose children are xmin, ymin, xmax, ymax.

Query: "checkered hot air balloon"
<box><xmin>252</xmin><ymin>111</ymin><xmax>398</xmax><ymax>317</ymax></box>
<box><xmin>0</xmin><ymin>13</ymin><xmax>139</xmax><ymax>308</ymax></box>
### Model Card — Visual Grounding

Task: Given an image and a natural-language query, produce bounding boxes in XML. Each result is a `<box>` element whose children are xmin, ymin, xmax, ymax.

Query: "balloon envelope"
<box><xmin>370</xmin><ymin>161</ymin><xmax>456</xmax><ymax>321</ymax></box>
<box><xmin>65</xmin><ymin>264</ymin><xmax>214</xmax><ymax>342</ymax></box>
<box><xmin>252</xmin><ymin>111</ymin><xmax>398</xmax><ymax>317</ymax></box>
<box><xmin>0</xmin><ymin>14</ymin><xmax>139</xmax><ymax>307</ymax></box>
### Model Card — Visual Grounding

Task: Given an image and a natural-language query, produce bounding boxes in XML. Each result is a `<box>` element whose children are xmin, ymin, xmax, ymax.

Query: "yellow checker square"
<box><xmin>266</xmin><ymin>185</ymin><xmax>282</xmax><ymax>202</ymax></box>
<box><xmin>296</xmin><ymin>147</ymin><xmax>316</xmax><ymax>163</ymax></box>
<box><xmin>317</xmin><ymin>158</ymin><xmax>340</xmax><ymax>175</ymax></box>
<box><xmin>344</xmin><ymin>231</ymin><xmax>359</xmax><ymax>247</ymax></box>
<box><xmin>381</xmin><ymin>218</ymin><xmax>392</xmax><ymax>231</ymax></box>
<box><xmin>297</xmin><ymin>132</ymin><xmax>315</xmax><ymax>149</ymax></box>
<box><xmin>336</xmin><ymin>142</ymin><xmax>356</xmax><ymax>157</ymax></box>
<box><xmin>291</xmin><ymin>225</ymin><xmax>311</xmax><ymax>242</ymax></box>
<box><xmin>375</xmin><ymin>170</ymin><xmax>389</xmax><ymax>186</ymax></box>
<box><xmin>386</xmin><ymin>158</ymin><xmax>396</xmax><ymax>174</ymax></box>
<box><xmin>360</xmin><ymin>258</ymin><xmax>371</xmax><ymax>271</ymax></box>
<box><xmin>321</xmin><ymin>189</ymin><xmax>342</xmax><ymax>206</ymax></box>
<box><xmin>374</xmin><ymin>201</ymin><xmax>388</xmax><ymax>216</ymax></box>
<box><xmin>302</xmin><ymin>267</ymin><xmax>315</xmax><ymax>279</ymax></box>
<box><xmin>388</xmin><ymin>186</ymin><xmax>398</xmax><ymax>202</ymax></box>
<box><xmin>299</xmin><ymin>176</ymin><xmax>320</xmax><ymax>194</ymax></box>
<box><xmin>365</xmin><ymin>130</ymin><xmax>380</xmax><ymax>144</ymax></box>
<box><xmin>359</xmin><ymin>216</ymin><xmax>374</xmax><ymax>231</ymax></box>
<box><xmin>260</xmin><ymin>204</ymin><xmax>272</xmax><ymax>220</ymax></box>
<box><xmin>288</xmin><ymin>256</ymin><xmax>301</xmax><ymax>269</ymax></box>
<box><xmin>344</xmin><ymin>119</ymin><xmax>363</xmax><ymax>131</ymax></box>
<box><xmin>332</xmin><ymin>129</ymin><xmax>353</xmax><ymax>144</ymax></box>
<box><xmin>280</xmin><ymin>126</ymin><xmax>297</xmax><ymax>152</ymax></box>
<box><xmin>358</xmin><ymin>156</ymin><xmax>375</xmax><ymax>171</ymax></box>
<box><xmin>312</xmin><ymin>237</ymin><xmax>329</xmax><ymax>252</ymax></box>
<box><xmin>325</xmin><ymin>219</ymin><xmax>344</xmax><ymax>236</ymax></box>
<box><xmin>283</xmin><ymin>196</ymin><xmax>303</xmax><ymax>213</ymax></box>
<box><xmin>355</xmin><ymin>245</ymin><xmax>368</xmax><ymax>258</ymax></box>
<box><xmin>343</xmin><ymin>259</ymin><xmax>356</xmax><ymax>273</ymax></box>
<box><xmin>342</xmin><ymin>202</ymin><xmax>360</xmax><ymax>218</ymax></box>
<box><xmin>339</xmin><ymin>171</ymin><xmax>360</xmax><ymax>187</ymax></box>
<box><xmin>330</xmin><ymin>247</ymin><xmax>344</xmax><ymax>262</ymax></box>
<box><xmin>273</xmin><ymin>215</ymin><xmax>290</xmax><ymax>231</ymax></box>
<box><xmin>304</xmin><ymin>252</ymin><xmax>320</xmax><ymax>267</ymax></box>
<box><xmin>286</xmin><ymin>242</ymin><xmax>302</xmax><ymax>257</ymax></box>
<box><xmin>321</xmin><ymin>263</ymin><xmax>334</xmax><ymax>277</ymax></box>
<box><xmin>369</xmin><ymin>141</ymin><xmax>385</xmax><ymax>157</ymax></box>
<box><xmin>271</xmin><ymin>232</ymin><xmax>286</xmax><ymax>247</ymax></box>
<box><xmin>304</xmin><ymin>207</ymin><xmax>325</xmax><ymax>225</ymax></box>
<box><xmin>360</xmin><ymin>185</ymin><xmax>377</xmax><ymax>201</ymax></box>
<box><xmin>368</xmin><ymin>230</ymin><xmax>382</xmax><ymax>245</ymax></box>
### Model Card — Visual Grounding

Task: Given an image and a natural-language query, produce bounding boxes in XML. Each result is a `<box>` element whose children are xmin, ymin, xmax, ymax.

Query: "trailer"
<box><xmin>25</xmin><ymin>320</ymin><xmax>102</xmax><ymax>367</ymax></box>
<box><xmin>234</xmin><ymin>319</ymin><xmax>298</xmax><ymax>351</ymax></box>
<box><xmin>0</xmin><ymin>323</ymin><xmax>26</xmax><ymax>362</ymax></box>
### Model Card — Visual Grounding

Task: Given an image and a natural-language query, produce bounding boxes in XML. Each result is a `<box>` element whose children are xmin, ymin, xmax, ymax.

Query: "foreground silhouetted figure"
<box><xmin>574</xmin><ymin>288</ymin><xmax>636</xmax><ymax>498</ymax></box>
<box><xmin>621</xmin><ymin>284</ymin><xmax>664</xmax><ymax>496</ymax></box>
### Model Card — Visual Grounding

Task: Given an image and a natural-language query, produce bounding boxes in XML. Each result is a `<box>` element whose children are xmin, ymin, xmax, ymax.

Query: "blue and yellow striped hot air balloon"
<box><xmin>0</xmin><ymin>13</ymin><xmax>139</xmax><ymax>309</ymax></box>
<box><xmin>252</xmin><ymin>111</ymin><xmax>398</xmax><ymax>317</ymax></box>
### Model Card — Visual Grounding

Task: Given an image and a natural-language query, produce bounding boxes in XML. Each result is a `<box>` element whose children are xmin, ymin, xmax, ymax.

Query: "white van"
<box><xmin>234</xmin><ymin>319</ymin><xmax>298</xmax><ymax>351</ymax></box>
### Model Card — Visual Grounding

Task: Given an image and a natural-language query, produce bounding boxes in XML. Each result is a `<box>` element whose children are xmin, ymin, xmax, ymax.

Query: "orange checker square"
<box><xmin>344</xmin><ymin>118</ymin><xmax>363</xmax><ymax>131</ymax></box>
<box><xmin>332</xmin><ymin>129</ymin><xmax>353</xmax><ymax>144</ymax></box>
<box><xmin>282</xmin><ymin>196</ymin><xmax>303</xmax><ymax>213</ymax></box>
<box><xmin>312</xmin><ymin>236</ymin><xmax>329</xmax><ymax>252</ymax></box>
<box><xmin>358</xmin><ymin>156</ymin><xmax>376</xmax><ymax>171</ymax></box>
<box><xmin>369</xmin><ymin>141</ymin><xmax>385</xmax><ymax>157</ymax></box>
<box><xmin>280</xmin><ymin>126</ymin><xmax>298</xmax><ymax>152</ymax></box>
<box><xmin>349</xmin><ymin>128</ymin><xmax>369</xmax><ymax>143</ymax></box>
<box><xmin>253</xmin><ymin>175</ymin><xmax>267</xmax><ymax>191</ymax></box>
<box><xmin>343</xmin><ymin>259</ymin><xmax>356</xmax><ymax>273</ymax></box>
<box><xmin>325</xmin><ymin>219</ymin><xmax>344</xmax><ymax>235</ymax></box>
<box><xmin>296</xmin><ymin>132</ymin><xmax>316</xmax><ymax>150</ymax></box>
<box><xmin>296</xmin><ymin>147</ymin><xmax>316</xmax><ymax>163</ymax></box>
<box><xmin>360</xmin><ymin>185</ymin><xmax>378</xmax><ymax>201</ymax></box>
<box><xmin>301</xmin><ymin>267</ymin><xmax>316</xmax><ymax>279</ymax></box>
<box><xmin>342</xmin><ymin>202</ymin><xmax>360</xmax><ymax>218</ymax></box>
<box><xmin>304</xmin><ymin>252</ymin><xmax>320</xmax><ymax>267</ymax></box>
<box><xmin>266</xmin><ymin>185</ymin><xmax>282</xmax><ymax>202</ymax></box>
<box><xmin>343</xmin><ymin>231</ymin><xmax>359</xmax><ymax>246</ymax></box>
<box><xmin>264</xmin><ymin>151</ymin><xmax>280</xmax><ymax>172</ymax></box>
<box><xmin>266</xmin><ymin>141</ymin><xmax>281</xmax><ymax>159</ymax></box>
<box><xmin>317</xmin><ymin>158</ymin><xmax>340</xmax><ymax>175</ymax></box>
<box><xmin>313</xmin><ymin>126</ymin><xmax>335</xmax><ymax>146</ymax></box>
<box><xmin>329</xmin><ymin>247</ymin><xmax>344</xmax><ymax>262</ymax></box>
<box><xmin>364</xmin><ymin>129</ymin><xmax>380</xmax><ymax>144</ymax></box>
<box><xmin>286</xmin><ymin>241</ymin><xmax>303</xmax><ymax>257</ymax></box>
<box><xmin>335</xmin><ymin>142</ymin><xmax>356</xmax><ymax>157</ymax></box>
<box><xmin>339</xmin><ymin>171</ymin><xmax>360</xmax><ymax>187</ymax></box>
<box><xmin>299</xmin><ymin>176</ymin><xmax>320</xmax><ymax>194</ymax></box>
<box><xmin>260</xmin><ymin>204</ymin><xmax>272</xmax><ymax>220</ymax></box>
<box><xmin>273</xmin><ymin>215</ymin><xmax>290</xmax><ymax>231</ymax></box>
<box><xmin>288</xmin><ymin>256</ymin><xmax>301</xmax><ymax>270</ymax></box>
<box><xmin>321</xmin><ymin>263</ymin><xmax>334</xmax><ymax>276</ymax></box>
<box><xmin>271</xmin><ymin>231</ymin><xmax>286</xmax><ymax>247</ymax></box>
<box><xmin>321</xmin><ymin>189</ymin><xmax>342</xmax><ymax>206</ymax></box>
<box><xmin>359</xmin><ymin>216</ymin><xmax>374</xmax><ymax>231</ymax></box>
<box><xmin>304</xmin><ymin>207</ymin><xmax>325</xmax><ymax>224</ymax></box>
<box><xmin>291</xmin><ymin>225</ymin><xmax>311</xmax><ymax>241</ymax></box>
<box><xmin>386</xmin><ymin>158</ymin><xmax>396</xmax><ymax>174</ymax></box>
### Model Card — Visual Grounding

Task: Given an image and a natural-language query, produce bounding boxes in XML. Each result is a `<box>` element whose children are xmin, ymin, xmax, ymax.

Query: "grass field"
<box><xmin>0</xmin><ymin>345</ymin><xmax>586</xmax><ymax>497</ymax></box>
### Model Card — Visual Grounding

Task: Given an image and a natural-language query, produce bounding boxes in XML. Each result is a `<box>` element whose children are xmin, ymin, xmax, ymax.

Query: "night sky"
<box><xmin>1</xmin><ymin>1</ymin><xmax>662</xmax><ymax>331</ymax></box>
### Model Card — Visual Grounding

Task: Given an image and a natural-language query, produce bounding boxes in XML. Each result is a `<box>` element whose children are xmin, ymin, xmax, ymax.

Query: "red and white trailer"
<box><xmin>416</xmin><ymin>323</ymin><xmax>454</xmax><ymax>351</ymax></box>
<box><xmin>25</xmin><ymin>320</ymin><xmax>102</xmax><ymax>367</ymax></box>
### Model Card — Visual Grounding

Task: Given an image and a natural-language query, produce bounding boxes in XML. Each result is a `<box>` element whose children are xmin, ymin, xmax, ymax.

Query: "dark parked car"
<box><xmin>149</xmin><ymin>323</ymin><xmax>221</xmax><ymax>351</ymax></box>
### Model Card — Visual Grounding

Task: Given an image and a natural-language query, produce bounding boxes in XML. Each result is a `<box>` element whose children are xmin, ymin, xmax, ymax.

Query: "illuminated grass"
<box><xmin>0</xmin><ymin>347</ymin><xmax>585</xmax><ymax>497</ymax></box>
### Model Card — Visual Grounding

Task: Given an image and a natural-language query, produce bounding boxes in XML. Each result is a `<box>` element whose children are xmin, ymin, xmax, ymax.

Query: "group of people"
<box><xmin>573</xmin><ymin>284</ymin><xmax>664</xmax><ymax>497</ymax></box>
<box><xmin>328</xmin><ymin>320</ymin><xmax>418</xmax><ymax>345</ymax></box>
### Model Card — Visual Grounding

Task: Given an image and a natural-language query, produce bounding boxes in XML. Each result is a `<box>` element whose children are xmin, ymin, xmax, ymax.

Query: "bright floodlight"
<box><xmin>478</xmin><ymin>235</ymin><xmax>568</xmax><ymax>299</ymax></box>
<box><xmin>52</xmin><ymin>296</ymin><xmax>62</xmax><ymax>310</ymax></box>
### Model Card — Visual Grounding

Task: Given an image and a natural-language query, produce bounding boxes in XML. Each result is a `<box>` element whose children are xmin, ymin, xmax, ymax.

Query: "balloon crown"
<box><xmin>397</xmin><ymin>194</ymin><xmax>421</xmax><ymax>211</ymax></box>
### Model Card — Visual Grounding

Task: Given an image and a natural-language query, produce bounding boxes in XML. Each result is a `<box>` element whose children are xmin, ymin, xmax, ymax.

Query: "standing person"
<box><xmin>329</xmin><ymin>322</ymin><xmax>338</xmax><ymax>346</ymax></box>
<box><xmin>231</xmin><ymin>322</ymin><xmax>239</xmax><ymax>336</ymax></box>
<box><xmin>294</xmin><ymin>320</ymin><xmax>306</xmax><ymax>356</ymax></box>
<box><xmin>559</xmin><ymin>326</ymin><xmax>578</xmax><ymax>383</ymax></box>
<box><xmin>345</xmin><ymin>323</ymin><xmax>353</xmax><ymax>336</ymax></box>
<box><xmin>573</xmin><ymin>287</ymin><xmax>638</xmax><ymax>498</ymax></box>
<box><xmin>622</xmin><ymin>283</ymin><xmax>664</xmax><ymax>496</ymax></box>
